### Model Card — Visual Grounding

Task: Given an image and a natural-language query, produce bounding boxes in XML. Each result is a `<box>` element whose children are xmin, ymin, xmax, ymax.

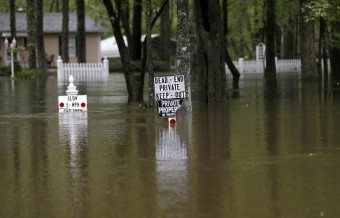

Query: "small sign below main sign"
<box><xmin>154</xmin><ymin>75</ymin><xmax>186</xmax><ymax>100</ymax></box>
<box><xmin>58</xmin><ymin>95</ymin><xmax>87</xmax><ymax>112</ymax></box>
<box><xmin>158</xmin><ymin>99</ymin><xmax>183</xmax><ymax>118</ymax></box>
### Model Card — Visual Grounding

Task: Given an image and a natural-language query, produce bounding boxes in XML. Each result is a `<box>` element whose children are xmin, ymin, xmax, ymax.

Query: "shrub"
<box><xmin>0</xmin><ymin>65</ymin><xmax>11</xmax><ymax>76</ymax></box>
<box><xmin>0</xmin><ymin>60</ymin><xmax>22</xmax><ymax>77</ymax></box>
<box><xmin>16</xmin><ymin>68</ymin><xmax>42</xmax><ymax>79</ymax></box>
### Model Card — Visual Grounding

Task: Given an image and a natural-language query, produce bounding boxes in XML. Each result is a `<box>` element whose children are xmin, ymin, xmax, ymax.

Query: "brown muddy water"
<box><xmin>0</xmin><ymin>73</ymin><xmax>340</xmax><ymax>218</ymax></box>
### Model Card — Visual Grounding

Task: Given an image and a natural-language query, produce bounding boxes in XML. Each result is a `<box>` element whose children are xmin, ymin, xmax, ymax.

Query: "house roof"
<box><xmin>0</xmin><ymin>12</ymin><xmax>105</xmax><ymax>34</ymax></box>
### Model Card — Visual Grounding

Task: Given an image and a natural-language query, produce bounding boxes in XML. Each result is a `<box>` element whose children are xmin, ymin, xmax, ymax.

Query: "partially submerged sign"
<box><xmin>154</xmin><ymin>75</ymin><xmax>186</xmax><ymax>100</ymax></box>
<box><xmin>58</xmin><ymin>95</ymin><xmax>87</xmax><ymax>112</ymax></box>
<box><xmin>158</xmin><ymin>99</ymin><xmax>183</xmax><ymax>118</ymax></box>
<box><xmin>58</xmin><ymin>75</ymin><xmax>87</xmax><ymax>113</ymax></box>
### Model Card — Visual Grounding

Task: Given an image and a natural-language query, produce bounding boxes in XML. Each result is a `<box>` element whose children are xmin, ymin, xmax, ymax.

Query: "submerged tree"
<box><xmin>145</xmin><ymin>0</ymin><xmax>154</xmax><ymax>105</ymax></box>
<box><xmin>193</xmin><ymin>0</ymin><xmax>227</xmax><ymax>103</ymax></box>
<box><xmin>177</xmin><ymin>0</ymin><xmax>191</xmax><ymax>111</ymax></box>
<box><xmin>35</xmin><ymin>0</ymin><xmax>47</xmax><ymax>76</ymax></box>
<box><xmin>222</xmin><ymin>0</ymin><xmax>240</xmax><ymax>89</ymax></box>
<box><xmin>102</xmin><ymin>0</ymin><xmax>137</xmax><ymax>102</ymax></box>
<box><xmin>299</xmin><ymin>0</ymin><xmax>318</xmax><ymax>81</ymax></box>
<box><xmin>26</xmin><ymin>0</ymin><xmax>36</xmax><ymax>68</ymax></box>
<box><xmin>264</xmin><ymin>0</ymin><xmax>277</xmax><ymax>88</ymax></box>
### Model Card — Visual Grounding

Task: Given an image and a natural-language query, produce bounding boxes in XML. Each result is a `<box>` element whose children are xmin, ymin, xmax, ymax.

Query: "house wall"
<box><xmin>1</xmin><ymin>33</ymin><xmax>102</xmax><ymax>67</ymax></box>
<box><xmin>45</xmin><ymin>33</ymin><xmax>101</xmax><ymax>64</ymax></box>
<box><xmin>44</xmin><ymin>34</ymin><xmax>58</xmax><ymax>67</ymax></box>
<box><xmin>86</xmin><ymin>33</ymin><xmax>101</xmax><ymax>62</ymax></box>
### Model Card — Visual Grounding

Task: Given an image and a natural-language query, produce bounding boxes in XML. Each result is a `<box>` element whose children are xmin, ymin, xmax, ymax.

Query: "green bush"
<box><xmin>0</xmin><ymin>60</ymin><xmax>22</xmax><ymax>77</ymax></box>
<box><xmin>16</xmin><ymin>68</ymin><xmax>42</xmax><ymax>79</ymax></box>
<box><xmin>0</xmin><ymin>65</ymin><xmax>11</xmax><ymax>76</ymax></box>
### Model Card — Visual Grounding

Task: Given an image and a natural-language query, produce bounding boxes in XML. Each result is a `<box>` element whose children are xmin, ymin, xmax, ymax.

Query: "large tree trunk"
<box><xmin>282</xmin><ymin>16</ymin><xmax>297</xmax><ymax>58</ymax></box>
<box><xmin>35</xmin><ymin>0</ymin><xmax>47</xmax><ymax>76</ymax></box>
<box><xmin>120</xmin><ymin>1</ymin><xmax>132</xmax><ymax>55</ymax></box>
<box><xmin>264</xmin><ymin>0</ymin><xmax>277</xmax><ymax>88</ymax></box>
<box><xmin>145</xmin><ymin>0</ymin><xmax>154</xmax><ymax>106</ymax></box>
<box><xmin>62</xmin><ymin>0</ymin><xmax>69</xmax><ymax>62</ymax></box>
<box><xmin>160</xmin><ymin>0</ymin><xmax>171</xmax><ymax>70</ymax></box>
<box><xmin>299</xmin><ymin>0</ymin><xmax>318</xmax><ymax>81</ymax></box>
<box><xmin>177</xmin><ymin>0</ymin><xmax>191</xmax><ymax>111</ymax></box>
<box><xmin>77</xmin><ymin>0</ymin><xmax>86</xmax><ymax>62</ymax></box>
<box><xmin>131</xmin><ymin>0</ymin><xmax>142</xmax><ymax>61</ymax></box>
<box><xmin>10</xmin><ymin>0</ymin><xmax>16</xmax><ymax>40</ymax></box>
<box><xmin>330</xmin><ymin>21</ymin><xmax>340</xmax><ymax>87</ymax></box>
<box><xmin>222</xmin><ymin>0</ymin><xmax>240</xmax><ymax>89</ymax></box>
<box><xmin>194</xmin><ymin>0</ymin><xmax>227</xmax><ymax>104</ymax></box>
<box><xmin>103</xmin><ymin>0</ymin><xmax>137</xmax><ymax>102</ymax></box>
<box><xmin>26</xmin><ymin>0</ymin><xmax>36</xmax><ymax>68</ymax></box>
<box><xmin>10</xmin><ymin>0</ymin><xmax>16</xmax><ymax>62</ymax></box>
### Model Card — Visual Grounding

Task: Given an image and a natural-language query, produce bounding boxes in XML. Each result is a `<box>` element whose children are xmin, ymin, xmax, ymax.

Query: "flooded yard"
<box><xmin>0</xmin><ymin>73</ymin><xmax>340</xmax><ymax>218</ymax></box>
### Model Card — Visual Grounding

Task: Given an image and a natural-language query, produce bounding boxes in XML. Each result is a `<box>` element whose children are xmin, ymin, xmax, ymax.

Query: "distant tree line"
<box><xmin>2</xmin><ymin>0</ymin><xmax>340</xmax><ymax>104</ymax></box>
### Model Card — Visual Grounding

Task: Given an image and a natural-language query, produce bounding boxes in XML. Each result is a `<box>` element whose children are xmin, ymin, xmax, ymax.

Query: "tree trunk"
<box><xmin>330</xmin><ymin>21</ymin><xmax>340</xmax><ymax>87</ymax></box>
<box><xmin>120</xmin><ymin>1</ymin><xmax>132</xmax><ymax>54</ymax></box>
<box><xmin>62</xmin><ymin>0</ymin><xmax>69</xmax><ymax>62</ymax></box>
<box><xmin>10</xmin><ymin>0</ymin><xmax>16</xmax><ymax>40</ymax></box>
<box><xmin>160</xmin><ymin>0</ymin><xmax>171</xmax><ymax>70</ymax></box>
<box><xmin>145</xmin><ymin>0</ymin><xmax>154</xmax><ymax>106</ymax></box>
<box><xmin>26</xmin><ymin>0</ymin><xmax>36</xmax><ymax>68</ymax></box>
<box><xmin>264</xmin><ymin>0</ymin><xmax>277</xmax><ymax>88</ymax></box>
<box><xmin>282</xmin><ymin>16</ymin><xmax>297</xmax><ymax>58</ymax></box>
<box><xmin>77</xmin><ymin>0</ymin><xmax>86</xmax><ymax>62</ymax></box>
<box><xmin>194</xmin><ymin>0</ymin><xmax>227</xmax><ymax>104</ymax></box>
<box><xmin>139</xmin><ymin>0</ymin><xmax>169</xmax><ymax>103</ymax></box>
<box><xmin>177</xmin><ymin>0</ymin><xmax>191</xmax><ymax>111</ymax></box>
<box><xmin>299</xmin><ymin>0</ymin><xmax>318</xmax><ymax>81</ymax></box>
<box><xmin>35</xmin><ymin>0</ymin><xmax>47</xmax><ymax>76</ymax></box>
<box><xmin>103</xmin><ymin>0</ymin><xmax>137</xmax><ymax>102</ymax></box>
<box><xmin>10</xmin><ymin>0</ymin><xmax>16</xmax><ymax>62</ymax></box>
<box><xmin>131</xmin><ymin>0</ymin><xmax>142</xmax><ymax>61</ymax></box>
<box><xmin>222</xmin><ymin>0</ymin><xmax>240</xmax><ymax>89</ymax></box>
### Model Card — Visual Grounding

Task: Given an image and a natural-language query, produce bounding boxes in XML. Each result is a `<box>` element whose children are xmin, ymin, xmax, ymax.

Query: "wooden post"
<box><xmin>57</xmin><ymin>56</ymin><xmax>63</xmax><ymax>79</ymax></box>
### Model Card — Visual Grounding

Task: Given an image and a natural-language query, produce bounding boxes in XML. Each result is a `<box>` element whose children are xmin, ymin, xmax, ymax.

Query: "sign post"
<box><xmin>58</xmin><ymin>75</ymin><xmax>87</xmax><ymax>112</ymax></box>
<box><xmin>154</xmin><ymin>75</ymin><xmax>186</xmax><ymax>126</ymax></box>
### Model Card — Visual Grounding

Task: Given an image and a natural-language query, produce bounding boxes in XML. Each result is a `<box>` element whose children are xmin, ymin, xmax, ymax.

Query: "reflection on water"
<box><xmin>156</xmin><ymin>127</ymin><xmax>188</xmax><ymax>214</ymax></box>
<box><xmin>1</xmin><ymin>74</ymin><xmax>340</xmax><ymax>217</ymax></box>
<box><xmin>59</xmin><ymin>112</ymin><xmax>89</xmax><ymax>218</ymax></box>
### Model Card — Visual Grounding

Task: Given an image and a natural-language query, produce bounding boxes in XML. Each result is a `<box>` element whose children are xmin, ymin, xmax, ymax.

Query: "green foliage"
<box><xmin>0</xmin><ymin>60</ymin><xmax>24</xmax><ymax>77</ymax></box>
<box><xmin>0</xmin><ymin>65</ymin><xmax>11</xmax><ymax>76</ymax></box>
<box><xmin>16</xmin><ymin>68</ymin><xmax>42</xmax><ymax>79</ymax></box>
<box><xmin>302</xmin><ymin>0</ymin><xmax>332</xmax><ymax>21</ymax></box>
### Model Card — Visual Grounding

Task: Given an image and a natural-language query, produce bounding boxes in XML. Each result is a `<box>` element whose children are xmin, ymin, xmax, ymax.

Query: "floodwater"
<box><xmin>0</xmin><ymin>73</ymin><xmax>340</xmax><ymax>218</ymax></box>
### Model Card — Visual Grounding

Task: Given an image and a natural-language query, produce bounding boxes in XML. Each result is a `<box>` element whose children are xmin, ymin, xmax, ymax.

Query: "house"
<box><xmin>101</xmin><ymin>34</ymin><xmax>177</xmax><ymax>60</ymax></box>
<box><xmin>0</xmin><ymin>12</ymin><xmax>105</xmax><ymax>67</ymax></box>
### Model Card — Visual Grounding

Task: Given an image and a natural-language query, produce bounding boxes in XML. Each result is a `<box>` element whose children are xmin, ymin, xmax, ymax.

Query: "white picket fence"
<box><xmin>227</xmin><ymin>58</ymin><xmax>301</xmax><ymax>75</ymax></box>
<box><xmin>57</xmin><ymin>56</ymin><xmax>109</xmax><ymax>81</ymax></box>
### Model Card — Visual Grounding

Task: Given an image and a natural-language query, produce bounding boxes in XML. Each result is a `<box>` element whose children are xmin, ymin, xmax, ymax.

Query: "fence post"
<box><xmin>238</xmin><ymin>58</ymin><xmax>244</xmax><ymax>74</ymax></box>
<box><xmin>103</xmin><ymin>56</ymin><xmax>109</xmax><ymax>76</ymax></box>
<box><xmin>57</xmin><ymin>56</ymin><xmax>63</xmax><ymax>78</ymax></box>
<box><xmin>275</xmin><ymin>57</ymin><xmax>278</xmax><ymax>71</ymax></box>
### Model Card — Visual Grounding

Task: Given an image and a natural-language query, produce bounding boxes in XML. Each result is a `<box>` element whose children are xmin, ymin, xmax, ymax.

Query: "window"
<box><xmin>58</xmin><ymin>35</ymin><xmax>77</xmax><ymax>57</ymax></box>
<box><xmin>68</xmin><ymin>35</ymin><xmax>76</xmax><ymax>57</ymax></box>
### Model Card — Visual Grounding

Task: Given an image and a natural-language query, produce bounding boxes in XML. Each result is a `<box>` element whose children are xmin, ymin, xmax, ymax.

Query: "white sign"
<box><xmin>158</xmin><ymin>99</ymin><xmax>183</xmax><ymax>118</ymax></box>
<box><xmin>58</xmin><ymin>95</ymin><xmax>87</xmax><ymax>112</ymax></box>
<box><xmin>154</xmin><ymin>75</ymin><xmax>186</xmax><ymax>100</ymax></box>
